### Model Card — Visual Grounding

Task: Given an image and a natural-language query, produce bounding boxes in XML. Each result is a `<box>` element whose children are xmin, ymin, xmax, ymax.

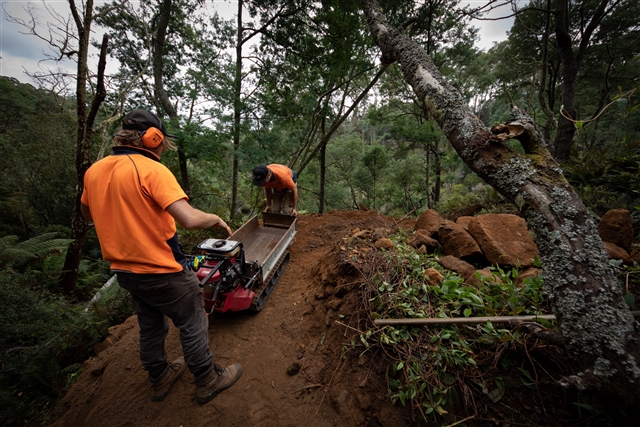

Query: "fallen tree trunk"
<box><xmin>359</xmin><ymin>0</ymin><xmax>640</xmax><ymax>406</ymax></box>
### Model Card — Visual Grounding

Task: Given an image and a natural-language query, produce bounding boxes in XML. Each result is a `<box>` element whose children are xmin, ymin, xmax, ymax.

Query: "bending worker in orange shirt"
<box><xmin>80</xmin><ymin>109</ymin><xmax>242</xmax><ymax>404</ymax></box>
<box><xmin>251</xmin><ymin>164</ymin><xmax>298</xmax><ymax>216</ymax></box>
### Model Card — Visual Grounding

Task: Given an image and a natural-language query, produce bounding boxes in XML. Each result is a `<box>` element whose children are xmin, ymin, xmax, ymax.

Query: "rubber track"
<box><xmin>249</xmin><ymin>252</ymin><xmax>290</xmax><ymax>312</ymax></box>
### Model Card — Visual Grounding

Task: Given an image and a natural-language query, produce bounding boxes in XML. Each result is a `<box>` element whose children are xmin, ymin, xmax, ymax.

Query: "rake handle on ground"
<box><xmin>373</xmin><ymin>312</ymin><xmax>640</xmax><ymax>326</ymax></box>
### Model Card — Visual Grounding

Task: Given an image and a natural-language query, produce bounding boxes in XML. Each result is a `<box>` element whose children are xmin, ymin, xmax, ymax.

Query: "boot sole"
<box><xmin>196</xmin><ymin>366</ymin><xmax>243</xmax><ymax>405</ymax></box>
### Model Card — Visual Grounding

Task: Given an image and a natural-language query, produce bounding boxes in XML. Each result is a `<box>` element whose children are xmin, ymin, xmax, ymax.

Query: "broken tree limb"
<box><xmin>373</xmin><ymin>311</ymin><xmax>640</xmax><ymax>326</ymax></box>
<box><xmin>509</xmin><ymin>319</ymin><xmax>566</xmax><ymax>347</ymax></box>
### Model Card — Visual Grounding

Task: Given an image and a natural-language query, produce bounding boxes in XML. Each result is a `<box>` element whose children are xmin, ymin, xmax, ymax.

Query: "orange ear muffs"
<box><xmin>140</xmin><ymin>127</ymin><xmax>164</xmax><ymax>148</ymax></box>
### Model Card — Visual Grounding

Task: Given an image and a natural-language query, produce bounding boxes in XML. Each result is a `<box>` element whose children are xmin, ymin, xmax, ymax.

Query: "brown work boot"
<box><xmin>150</xmin><ymin>356</ymin><xmax>186</xmax><ymax>402</ymax></box>
<box><xmin>195</xmin><ymin>363</ymin><xmax>243</xmax><ymax>404</ymax></box>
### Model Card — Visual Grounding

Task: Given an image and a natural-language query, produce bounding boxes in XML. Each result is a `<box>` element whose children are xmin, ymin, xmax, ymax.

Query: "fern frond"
<box><xmin>1</xmin><ymin>232</ymin><xmax>73</xmax><ymax>270</ymax></box>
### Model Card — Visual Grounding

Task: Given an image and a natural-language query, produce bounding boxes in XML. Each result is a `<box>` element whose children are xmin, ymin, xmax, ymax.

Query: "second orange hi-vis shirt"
<box><xmin>263</xmin><ymin>164</ymin><xmax>296</xmax><ymax>193</ymax></box>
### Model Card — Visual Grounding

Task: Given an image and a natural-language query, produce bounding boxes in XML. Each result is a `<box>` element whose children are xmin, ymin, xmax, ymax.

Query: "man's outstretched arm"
<box><xmin>166</xmin><ymin>199</ymin><xmax>232</xmax><ymax>235</ymax></box>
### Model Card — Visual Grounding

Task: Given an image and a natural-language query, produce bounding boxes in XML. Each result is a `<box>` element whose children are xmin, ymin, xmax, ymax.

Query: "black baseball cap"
<box><xmin>122</xmin><ymin>109</ymin><xmax>176</xmax><ymax>137</ymax></box>
<box><xmin>252</xmin><ymin>164</ymin><xmax>269</xmax><ymax>186</ymax></box>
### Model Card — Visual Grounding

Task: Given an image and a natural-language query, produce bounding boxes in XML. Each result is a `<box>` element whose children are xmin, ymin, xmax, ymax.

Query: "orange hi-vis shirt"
<box><xmin>81</xmin><ymin>146</ymin><xmax>188</xmax><ymax>274</ymax></box>
<box><xmin>263</xmin><ymin>164</ymin><xmax>296</xmax><ymax>193</ymax></box>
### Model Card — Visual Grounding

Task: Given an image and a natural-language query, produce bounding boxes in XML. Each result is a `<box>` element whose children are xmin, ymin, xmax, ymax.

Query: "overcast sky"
<box><xmin>1</xmin><ymin>0</ymin><xmax>515</xmax><ymax>86</ymax></box>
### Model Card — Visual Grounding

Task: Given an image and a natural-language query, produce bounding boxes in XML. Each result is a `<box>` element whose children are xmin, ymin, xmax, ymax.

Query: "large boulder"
<box><xmin>455</xmin><ymin>216</ymin><xmax>473</xmax><ymax>230</ymax></box>
<box><xmin>467</xmin><ymin>214</ymin><xmax>539</xmax><ymax>267</ymax></box>
<box><xmin>414</xmin><ymin>209</ymin><xmax>444</xmax><ymax>237</ymax></box>
<box><xmin>598</xmin><ymin>209</ymin><xmax>633</xmax><ymax>252</ymax></box>
<box><xmin>438</xmin><ymin>220</ymin><xmax>484</xmax><ymax>261</ymax></box>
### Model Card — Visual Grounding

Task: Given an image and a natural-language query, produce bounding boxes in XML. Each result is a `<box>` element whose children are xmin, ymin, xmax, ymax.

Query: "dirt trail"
<box><xmin>51</xmin><ymin>210</ymin><xmax>416</xmax><ymax>427</ymax></box>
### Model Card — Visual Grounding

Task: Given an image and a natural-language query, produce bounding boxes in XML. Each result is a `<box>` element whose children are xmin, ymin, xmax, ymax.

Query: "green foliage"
<box><xmin>0</xmin><ymin>233</ymin><xmax>74</xmax><ymax>272</ymax></box>
<box><xmin>0</xmin><ymin>185</ymin><xmax>37</xmax><ymax>238</ymax></box>
<box><xmin>0</xmin><ymin>269</ymin><xmax>133</xmax><ymax>427</ymax></box>
<box><xmin>0</xmin><ymin>228</ymin><xmax>132</xmax><ymax>426</ymax></box>
<box><xmin>0</xmin><ymin>77</ymin><xmax>78</xmax><ymax>233</ymax></box>
<box><xmin>351</xmin><ymin>232</ymin><xmax>562</xmax><ymax>423</ymax></box>
<box><xmin>436</xmin><ymin>183</ymin><xmax>515</xmax><ymax>219</ymax></box>
<box><xmin>564</xmin><ymin>139</ymin><xmax>640</xmax><ymax>219</ymax></box>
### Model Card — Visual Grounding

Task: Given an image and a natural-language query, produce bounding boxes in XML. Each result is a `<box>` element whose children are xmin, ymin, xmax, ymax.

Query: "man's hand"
<box><xmin>211</xmin><ymin>216</ymin><xmax>233</xmax><ymax>236</ymax></box>
<box><xmin>291</xmin><ymin>208</ymin><xmax>297</xmax><ymax>216</ymax></box>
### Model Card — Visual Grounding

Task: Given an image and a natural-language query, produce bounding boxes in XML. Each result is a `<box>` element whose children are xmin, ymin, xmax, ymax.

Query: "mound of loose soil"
<box><xmin>50</xmin><ymin>210</ymin><xmax>417</xmax><ymax>427</ymax></box>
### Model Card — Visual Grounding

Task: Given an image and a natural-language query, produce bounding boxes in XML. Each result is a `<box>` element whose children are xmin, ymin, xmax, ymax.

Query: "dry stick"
<box><xmin>443</xmin><ymin>414</ymin><xmax>477</xmax><ymax>427</ymax></box>
<box><xmin>315</xmin><ymin>357</ymin><xmax>344</xmax><ymax>415</ymax></box>
<box><xmin>375</xmin><ymin>314</ymin><xmax>556</xmax><ymax>326</ymax></box>
<box><xmin>522</xmin><ymin>334</ymin><xmax>545</xmax><ymax>416</ymax></box>
<box><xmin>334</xmin><ymin>320</ymin><xmax>364</xmax><ymax>335</ymax></box>
<box><xmin>294</xmin><ymin>383</ymin><xmax>323</xmax><ymax>394</ymax></box>
<box><xmin>390</xmin><ymin>207</ymin><xmax>418</xmax><ymax>229</ymax></box>
<box><xmin>625</xmin><ymin>270</ymin><xmax>640</xmax><ymax>293</ymax></box>
<box><xmin>373</xmin><ymin>311</ymin><xmax>640</xmax><ymax>326</ymax></box>
<box><xmin>474</xmin><ymin>417</ymin><xmax>543</xmax><ymax>427</ymax></box>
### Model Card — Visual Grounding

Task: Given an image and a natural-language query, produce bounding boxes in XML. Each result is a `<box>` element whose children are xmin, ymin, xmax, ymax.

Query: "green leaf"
<box><xmin>616</xmin><ymin>98</ymin><xmax>628</xmax><ymax>107</ymax></box>
<box><xmin>573</xmin><ymin>402</ymin><xmax>596</xmax><ymax>411</ymax></box>
<box><xmin>624</xmin><ymin>292</ymin><xmax>635</xmax><ymax>309</ymax></box>
<box><xmin>435</xmin><ymin>406</ymin><xmax>448</xmax><ymax>415</ymax></box>
<box><xmin>488</xmin><ymin>387</ymin><xmax>503</xmax><ymax>403</ymax></box>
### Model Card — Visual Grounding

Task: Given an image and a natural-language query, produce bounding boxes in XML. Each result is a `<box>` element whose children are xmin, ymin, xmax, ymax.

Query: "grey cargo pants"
<box><xmin>117</xmin><ymin>269</ymin><xmax>213</xmax><ymax>383</ymax></box>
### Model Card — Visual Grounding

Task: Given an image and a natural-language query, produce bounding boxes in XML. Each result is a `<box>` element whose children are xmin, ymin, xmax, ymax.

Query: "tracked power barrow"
<box><xmin>189</xmin><ymin>213</ymin><xmax>297</xmax><ymax>313</ymax></box>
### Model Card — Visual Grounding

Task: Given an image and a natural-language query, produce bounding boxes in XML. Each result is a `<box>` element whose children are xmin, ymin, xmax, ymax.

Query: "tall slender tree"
<box><xmin>58</xmin><ymin>1</ymin><xmax>109</xmax><ymax>296</ymax></box>
<box><xmin>96</xmin><ymin>0</ymin><xmax>234</xmax><ymax>201</ymax></box>
<box><xmin>227</xmin><ymin>0</ymin><xmax>301</xmax><ymax>219</ymax></box>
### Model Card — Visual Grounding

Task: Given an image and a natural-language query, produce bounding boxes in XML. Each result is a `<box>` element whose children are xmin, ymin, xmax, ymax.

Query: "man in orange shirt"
<box><xmin>81</xmin><ymin>109</ymin><xmax>242</xmax><ymax>404</ymax></box>
<box><xmin>252</xmin><ymin>164</ymin><xmax>298</xmax><ymax>215</ymax></box>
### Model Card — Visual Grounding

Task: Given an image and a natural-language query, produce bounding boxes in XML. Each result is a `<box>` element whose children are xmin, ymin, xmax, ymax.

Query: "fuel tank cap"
<box><xmin>197</xmin><ymin>239</ymin><xmax>241</xmax><ymax>254</ymax></box>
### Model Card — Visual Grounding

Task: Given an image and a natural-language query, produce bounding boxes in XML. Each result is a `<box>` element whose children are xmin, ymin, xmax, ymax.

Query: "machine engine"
<box><xmin>193</xmin><ymin>238</ymin><xmax>256</xmax><ymax>313</ymax></box>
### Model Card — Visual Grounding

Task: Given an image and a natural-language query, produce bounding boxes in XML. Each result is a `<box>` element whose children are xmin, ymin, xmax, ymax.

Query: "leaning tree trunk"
<box><xmin>359</xmin><ymin>0</ymin><xmax>640</xmax><ymax>406</ymax></box>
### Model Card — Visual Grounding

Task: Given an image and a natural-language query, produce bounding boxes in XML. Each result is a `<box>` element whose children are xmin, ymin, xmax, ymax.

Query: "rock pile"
<box><xmin>409</xmin><ymin>209</ymin><xmax>540</xmax><ymax>285</ymax></box>
<box><xmin>368</xmin><ymin>208</ymin><xmax>638</xmax><ymax>286</ymax></box>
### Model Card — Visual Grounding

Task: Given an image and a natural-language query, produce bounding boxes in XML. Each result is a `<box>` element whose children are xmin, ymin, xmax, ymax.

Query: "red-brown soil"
<box><xmin>51</xmin><ymin>210</ymin><xmax>417</xmax><ymax>427</ymax></box>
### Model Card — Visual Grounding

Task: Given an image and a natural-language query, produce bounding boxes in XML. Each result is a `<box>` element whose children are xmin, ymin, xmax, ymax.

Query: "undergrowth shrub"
<box><xmin>0</xmin><ymin>233</ymin><xmax>133</xmax><ymax>427</ymax></box>
<box><xmin>564</xmin><ymin>144</ymin><xmax>640</xmax><ymax>221</ymax></box>
<box><xmin>343</xmin><ymin>230</ymin><xmax>611</xmax><ymax>426</ymax></box>
<box><xmin>436</xmin><ymin>184</ymin><xmax>516</xmax><ymax>219</ymax></box>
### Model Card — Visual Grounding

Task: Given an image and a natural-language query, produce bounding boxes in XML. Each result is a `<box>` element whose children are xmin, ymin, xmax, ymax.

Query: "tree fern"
<box><xmin>0</xmin><ymin>232</ymin><xmax>73</xmax><ymax>271</ymax></box>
